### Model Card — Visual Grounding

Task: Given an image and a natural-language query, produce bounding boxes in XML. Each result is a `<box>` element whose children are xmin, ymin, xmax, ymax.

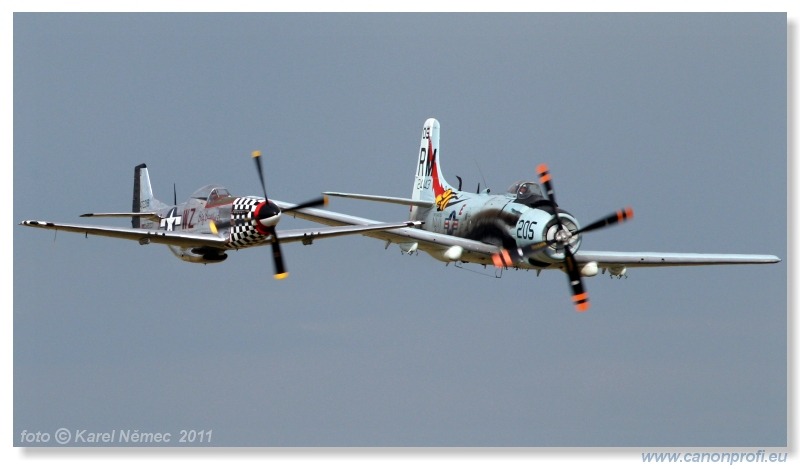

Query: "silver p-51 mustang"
<box><xmin>20</xmin><ymin>151</ymin><xmax>420</xmax><ymax>279</ymax></box>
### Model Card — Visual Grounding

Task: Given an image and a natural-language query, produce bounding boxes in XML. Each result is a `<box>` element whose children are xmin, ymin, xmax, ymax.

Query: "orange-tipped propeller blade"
<box><xmin>574</xmin><ymin>207</ymin><xmax>633</xmax><ymax>236</ymax></box>
<box><xmin>564</xmin><ymin>245</ymin><xmax>590</xmax><ymax>312</ymax></box>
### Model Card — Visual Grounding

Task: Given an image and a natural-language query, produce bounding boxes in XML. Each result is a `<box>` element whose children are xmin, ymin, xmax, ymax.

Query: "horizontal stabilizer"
<box><xmin>81</xmin><ymin>212</ymin><xmax>162</xmax><ymax>222</ymax></box>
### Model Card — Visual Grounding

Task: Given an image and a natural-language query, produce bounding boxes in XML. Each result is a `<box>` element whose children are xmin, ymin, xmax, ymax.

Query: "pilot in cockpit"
<box><xmin>206</xmin><ymin>187</ymin><xmax>232</xmax><ymax>206</ymax></box>
<box><xmin>507</xmin><ymin>181</ymin><xmax>548</xmax><ymax>208</ymax></box>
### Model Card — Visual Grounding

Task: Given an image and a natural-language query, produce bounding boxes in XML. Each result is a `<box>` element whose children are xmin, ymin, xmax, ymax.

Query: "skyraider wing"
<box><xmin>274</xmin><ymin>203</ymin><xmax>781</xmax><ymax>269</ymax></box>
<box><xmin>323</xmin><ymin>192</ymin><xmax>435</xmax><ymax>208</ymax></box>
<box><xmin>573</xmin><ymin>251</ymin><xmax>780</xmax><ymax>267</ymax></box>
<box><xmin>19</xmin><ymin>219</ymin><xmax>422</xmax><ymax>249</ymax></box>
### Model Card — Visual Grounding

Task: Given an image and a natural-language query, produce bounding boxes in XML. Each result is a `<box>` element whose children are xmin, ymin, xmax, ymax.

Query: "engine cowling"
<box><xmin>512</xmin><ymin>207</ymin><xmax>582</xmax><ymax>263</ymax></box>
<box><xmin>226</xmin><ymin>197</ymin><xmax>278</xmax><ymax>249</ymax></box>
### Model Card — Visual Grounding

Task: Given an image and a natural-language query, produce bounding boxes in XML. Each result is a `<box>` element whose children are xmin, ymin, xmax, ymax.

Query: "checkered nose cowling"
<box><xmin>226</xmin><ymin>197</ymin><xmax>272</xmax><ymax>249</ymax></box>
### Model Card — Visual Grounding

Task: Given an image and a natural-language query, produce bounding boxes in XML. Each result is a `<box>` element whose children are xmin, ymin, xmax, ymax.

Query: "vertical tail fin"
<box><xmin>411</xmin><ymin>118</ymin><xmax>455</xmax><ymax>218</ymax></box>
<box><xmin>132</xmin><ymin>164</ymin><xmax>166</xmax><ymax>227</ymax></box>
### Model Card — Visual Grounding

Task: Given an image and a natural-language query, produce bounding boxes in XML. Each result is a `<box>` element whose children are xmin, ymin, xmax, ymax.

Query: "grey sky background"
<box><xmin>11</xmin><ymin>11</ymin><xmax>788</xmax><ymax>453</ymax></box>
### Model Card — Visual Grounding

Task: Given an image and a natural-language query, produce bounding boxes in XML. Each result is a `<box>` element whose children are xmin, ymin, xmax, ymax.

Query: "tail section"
<box><xmin>411</xmin><ymin>118</ymin><xmax>456</xmax><ymax>218</ymax></box>
<box><xmin>132</xmin><ymin>164</ymin><xmax>167</xmax><ymax>227</ymax></box>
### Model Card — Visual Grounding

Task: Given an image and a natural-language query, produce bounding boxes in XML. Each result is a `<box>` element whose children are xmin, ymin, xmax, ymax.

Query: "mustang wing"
<box><xmin>20</xmin><ymin>219</ymin><xmax>423</xmax><ymax>249</ymax></box>
<box><xmin>20</xmin><ymin>220</ymin><xmax>228</xmax><ymax>248</ymax></box>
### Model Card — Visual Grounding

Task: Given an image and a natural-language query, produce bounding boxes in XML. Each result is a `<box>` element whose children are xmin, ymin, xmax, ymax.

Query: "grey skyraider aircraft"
<box><xmin>282</xmin><ymin>118</ymin><xmax>780</xmax><ymax>312</ymax></box>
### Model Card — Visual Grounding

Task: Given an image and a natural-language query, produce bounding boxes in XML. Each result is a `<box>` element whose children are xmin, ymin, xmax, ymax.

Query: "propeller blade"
<box><xmin>281</xmin><ymin>195</ymin><xmax>329</xmax><ymax>213</ymax></box>
<box><xmin>268</xmin><ymin>227</ymin><xmax>288</xmax><ymax>280</ymax></box>
<box><xmin>251</xmin><ymin>151</ymin><xmax>286</xmax><ymax>279</ymax></box>
<box><xmin>574</xmin><ymin>207</ymin><xmax>633</xmax><ymax>236</ymax></box>
<box><xmin>537</xmin><ymin>163</ymin><xmax>567</xmax><ymax>236</ymax></box>
<box><xmin>252</xmin><ymin>150</ymin><xmax>269</xmax><ymax>200</ymax></box>
<box><xmin>493</xmin><ymin>243</ymin><xmax>588</xmax><ymax>312</ymax></box>
<box><xmin>564</xmin><ymin>245</ymin><xmax>590</xmax><ymax>312</ymax></box>
<box><xmin>537</xmin><ymin>163</ymin><xmax>557</xmax><ymax>207</ymax></box>
<box><xmin>529</xmin><ymin>164</ymin><xmax>630</xmax><ymax>311</ymax></box>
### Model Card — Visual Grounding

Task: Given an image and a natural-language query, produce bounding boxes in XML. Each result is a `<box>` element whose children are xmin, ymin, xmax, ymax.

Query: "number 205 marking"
<box><xmin>516</xmin><ymin>220</ymin><xmax>536</xmax><ymax>240</ymax></box>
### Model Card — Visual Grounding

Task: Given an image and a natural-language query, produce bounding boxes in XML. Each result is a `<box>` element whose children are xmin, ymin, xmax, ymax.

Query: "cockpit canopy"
<box><xmin>506</xmin><ymin>181</ymin><xmax>546</xmax><ymax>206</ymax></box>
<box><xmin>190</xmin><ymin>184</ymin><xmax>233</xmax><ymax>205</ymax></box>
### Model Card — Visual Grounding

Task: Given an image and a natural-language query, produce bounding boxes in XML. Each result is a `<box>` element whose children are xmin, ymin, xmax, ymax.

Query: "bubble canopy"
<box><xmin>190</xmin><ymin>184</ymin><xmax>233</xmax><ymax>205</ymax></box>
<box><xmin>506</xmin><ymin>181</ymin><xmax>546</xmax><ymax>206</ymax></box>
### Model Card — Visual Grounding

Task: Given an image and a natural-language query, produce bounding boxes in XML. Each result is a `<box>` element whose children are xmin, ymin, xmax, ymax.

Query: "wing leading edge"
<box><xmin>574</xmin><ymin>251</ymin><xmax>780</xmax><ymax>267</ymax></box>
<box><xmin>20</xmin><ymin>220</ymin><xmax>227</xmax><ymax>248</ymax></box>
<box><xmin>19</xmin><ymin>219</ymin><xmax>422</xmax><ymax>250</ymax></box>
